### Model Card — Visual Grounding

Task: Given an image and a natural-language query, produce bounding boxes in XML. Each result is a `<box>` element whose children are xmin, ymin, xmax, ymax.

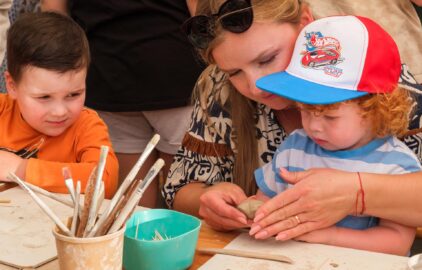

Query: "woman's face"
<box><xmin>212</xmin><ymin>21</ymin><xmax>301</xmax><ymax>110</ymax></box>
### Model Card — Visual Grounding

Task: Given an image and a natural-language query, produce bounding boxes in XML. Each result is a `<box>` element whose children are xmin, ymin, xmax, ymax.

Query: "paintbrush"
<box><xmin>21</xmin><ymin>137</ymin><xmax>45</xmax><ymax>159</ymax></box>
<box><xmin>84</xmin><ymin>146</ymin><xmax>109</xmax><ymax>236</ymax></box>
<box><xmin>93</xmin><ymin>194</ymin><xmax>126</xmax><ymax>237</ymax></box>
<box><xmin>63</xmin><ymin>167</ymin><xmax>76</xmax><ymax>204</ymax></box>
<box><xmin>93</xmin><ymin>177</ymin><xmax>142</xmax><ymax>236</ymax></box>
<box><xmin>7</xmin><ymin>173</ymin><xmax>73</xmax><ymax>237</ymax></box>
<box><xmin>91</xmin><ymin>134</ymin><xmax>160</xmax><ymax>235</ymax></box>
<box><xmin>24</xmin><ymin>182</ymin><xmax>73</xmax><ymax>208</ymax></box>
<box><xmin>107</xmin><ymin>159</ymin><xmax>165</xmax><ymax>234</ymax></box>
<box><xmin>70</xmin><ymin>181</ymin><xmax>81</xmax><ymax>236</ymax></box>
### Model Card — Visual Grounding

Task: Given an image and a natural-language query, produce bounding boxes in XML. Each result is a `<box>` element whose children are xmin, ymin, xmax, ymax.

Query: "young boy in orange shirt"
<box><xmin>0</xmin><ymin>12</ymin><xmax>118</xmax><ymax>198</ymax></box>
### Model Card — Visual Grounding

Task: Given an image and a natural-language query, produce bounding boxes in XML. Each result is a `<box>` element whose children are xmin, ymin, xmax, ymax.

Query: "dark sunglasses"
<box><xmin>182</xmin><ymin>0</ymin><xmax>253</xmax><ymax>49</ymax></box>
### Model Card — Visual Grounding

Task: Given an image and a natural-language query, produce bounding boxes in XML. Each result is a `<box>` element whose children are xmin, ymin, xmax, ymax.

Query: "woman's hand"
<box><xmin>199</xmin><ymin>182</ymin><xmax>250</xmax><ymax>231</ymax></box>
<box><xmin>249</xmin><ymin>168</ymin><xmax>357</xmax><ymax>240</ymax></box>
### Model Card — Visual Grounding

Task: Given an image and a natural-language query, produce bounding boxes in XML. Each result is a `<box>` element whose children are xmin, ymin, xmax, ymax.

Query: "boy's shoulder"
<box><xmin>75</xmin><ymin>106</ymin><xmax>103</xmax><ymax>123</ymax></box>
<box><xmin>380</xmin><ymin>136</ymin><xmax>421</xmax><ymax>170</ymax></box>
<box><xmin>68</xmin><ymin>107</ymin><xmax>107</xmax><ymax>133</ymax></box>
<box><xmin>0</xmin><ymin>93</ymin><xmax>14</xmax><ymax>114</ymax></box>
<box><xmin>278</xmin><ymin>129</ymin><xmax>312</xmax><ymax>151</ymax></box>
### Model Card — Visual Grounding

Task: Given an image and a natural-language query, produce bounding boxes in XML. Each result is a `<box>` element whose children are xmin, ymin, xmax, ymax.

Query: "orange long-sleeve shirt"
<box><xmin>0</xmin><ymin>94</ymin><xmax>118</xmax><ymax>198</ymax></box>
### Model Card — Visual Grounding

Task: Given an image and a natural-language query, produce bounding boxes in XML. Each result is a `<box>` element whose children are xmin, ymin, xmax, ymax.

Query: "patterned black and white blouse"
<box><xmin>163</xmin><ymin>64</ymin><xmax>422</xmax><ymax>207</ymax></box>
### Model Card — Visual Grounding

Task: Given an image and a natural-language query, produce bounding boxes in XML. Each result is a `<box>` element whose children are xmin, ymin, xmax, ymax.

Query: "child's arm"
<box><xmin>295</xmin><ymin>219</ymin><xmax>415</xmax><ymax>255</ymax></box>
<box><xmin>24</xmin><ymin>111</ymin><xmax>119</xmax><ymax>198</ymax></box>
<box><xmin>256</xmin><ymin>189</ymin><xmax>271</xmax><ymax>202</ymax></box>
<box><xmin>25</xmin><ymin>149</ymin><xmax>118</xmax><ymax>199</ymax></box>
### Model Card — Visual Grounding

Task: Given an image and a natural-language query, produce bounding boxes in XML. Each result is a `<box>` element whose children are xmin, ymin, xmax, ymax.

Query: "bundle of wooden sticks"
<box><xmin>7</xmin><ymin>134</ymin><xmax>163</xmax><ymax>238</ymax></box>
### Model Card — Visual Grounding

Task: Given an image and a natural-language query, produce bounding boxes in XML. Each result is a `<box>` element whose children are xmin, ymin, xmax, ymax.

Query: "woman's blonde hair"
<box><xmin>298</xmin><ymin>87</ymin><xmax>414</xmax><ymax>138</ymax></box>
<box><xmin>194</xmin><ymin>0</ymin><xmax>304</xmax><ymax>196</ymax></box>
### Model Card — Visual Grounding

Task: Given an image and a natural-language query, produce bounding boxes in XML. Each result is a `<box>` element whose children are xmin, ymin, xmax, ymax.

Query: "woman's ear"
<box><xmin>300</xmin><ymin>4</ymin><xmax>314</xmax><ymax>27</ymax></box>
<box><xmin>4</xmin><ymin>71</ymin><xmax>18</xmax><ymax>99</ymax></box>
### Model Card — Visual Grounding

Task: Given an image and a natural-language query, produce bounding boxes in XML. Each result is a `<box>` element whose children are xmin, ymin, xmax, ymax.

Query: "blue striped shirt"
<box><xmin>255</xmin><ymin>129</ymin><xmax>421</xmax><ymax>229</ymax></box>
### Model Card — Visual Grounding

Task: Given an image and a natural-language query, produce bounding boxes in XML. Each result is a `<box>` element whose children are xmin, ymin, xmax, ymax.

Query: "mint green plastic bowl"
<box><xmin>123</xmin><ymin>209</ymin><xmax>201</xmax><ymax>270</ymax></box>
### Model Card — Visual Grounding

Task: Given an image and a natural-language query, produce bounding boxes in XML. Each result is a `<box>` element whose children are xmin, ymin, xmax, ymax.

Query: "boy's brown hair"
<box><xmin>7</xmin><ymin>12</ymin><xmax>90</xmax><ymax>82</ymax></box>
<box><xmin>298</xmin><ymin>87</ymin><xmax>413</xmax><ymax>138</ymax></box>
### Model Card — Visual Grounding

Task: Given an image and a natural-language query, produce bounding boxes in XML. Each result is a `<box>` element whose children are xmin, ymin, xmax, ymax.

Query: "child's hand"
<box><xmin>293</xmin><ymin>226</ymin><xmax>337</xmax><ymax>244</ymax></box>
<box><xmin>0</xmin><ymin>150</ymin><xmax>27</xmax><ymax>181</ymax></box>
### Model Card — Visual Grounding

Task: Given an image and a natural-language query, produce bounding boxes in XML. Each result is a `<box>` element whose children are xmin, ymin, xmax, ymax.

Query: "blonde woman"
<box><xmin>163</xmin><ymin>0</ymin><xmax>422</xmax><ymax>239</ymax></box>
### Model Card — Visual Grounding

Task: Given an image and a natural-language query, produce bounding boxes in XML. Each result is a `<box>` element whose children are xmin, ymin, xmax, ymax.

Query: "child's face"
<box><xmin>6</xmin><ymin>66</ymin><xmax>86</xmax><ymax>137</ymax></box>
<box><xmin>300</xmin><ymin>102</ymin><xmax>373</xmax><ymax>151</ymax></box>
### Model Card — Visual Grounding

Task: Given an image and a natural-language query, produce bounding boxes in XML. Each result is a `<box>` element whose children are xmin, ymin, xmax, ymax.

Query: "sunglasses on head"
<box><xmin>182</xmin><ymin>0</ymin><xmax>253</xmax><ymax>49</ymax></box>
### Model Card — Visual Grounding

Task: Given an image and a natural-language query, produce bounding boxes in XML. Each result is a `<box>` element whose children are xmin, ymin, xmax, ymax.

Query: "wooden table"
<box><xmin>1</xmin><ymin>183</ymin><xmax>417</xmax><ymax>270</ymax></box>
<box><xmin>190</xmin><ymin>224</ymin><xmax>238</xmax><ymax>269</ymax></box>
<box><xmin>0</xmin><ymin>183</ymin><xmax>237</xmax><ymax>270</ymax></box>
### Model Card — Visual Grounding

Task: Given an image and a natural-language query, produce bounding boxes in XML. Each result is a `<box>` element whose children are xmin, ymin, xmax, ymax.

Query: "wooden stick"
<box><xmin>85</xmin><ymin>146</ymin><xmax>109</xmax><ymax>236</ymax></box>
<box><xmin>92</xmin><ymin>134</ymin><xmax>160</xmax><ymax>235</ymax></box>
<box><xmin>197</xmin><ymin>248</ymin><xmax>294</xmax><ymax>264</ymax></box>
<box><xmin>24</xmin><ymin>182</ymin><xmax>73</xmax><ymax>208</ymax></box>
<box><xmin>0</xmin><ymin>199</ymin><xmax>11</xmax><ymax>203</ymax></box>
<box><xmin>7</xmin><ymin>173</ymin><xmax>73</xmax><ymax>237</ymax></box>
<box><xmin>135</xmin><ymin>216</ymin><xmax>140</xmax><ymax>240</ymax></box>
<box><xmin>107</xmin><ymin>159</ymin><xmax>164</xmax><ymax>234</ymax></box>
<box><xmin>70</xmin><ymin>181</ymin><xmax>81</xmax><ymax>236</ymax></box>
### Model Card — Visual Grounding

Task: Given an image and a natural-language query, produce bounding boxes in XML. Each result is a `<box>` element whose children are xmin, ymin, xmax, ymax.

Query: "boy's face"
<box><xmin>300</xmin><ymin>102</ymin><xmax>373</xmax><ymax>151</ymax></box>
<box><xmin>5</xmin><ymin>66</ymin><xmax>86</xmax><ymax>137</ymax></box>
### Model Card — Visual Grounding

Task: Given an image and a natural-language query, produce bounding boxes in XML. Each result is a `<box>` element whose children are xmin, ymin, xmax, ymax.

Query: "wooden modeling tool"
<box><xmin>107</xmin><ymin>158</ymin><xmax>165</xmax><ymax>234</ymax></box>
<box><xmin>197</xmin><ymin>248</ymin><xmax>294</xmax><ymax>264</ymax></box>
<box><xmin>0</xmin><ymin>199</ymin><xmax>11</xmax><ymax>203</ymax></box>
<box><xmin>95</xmin><ymin>181</ymin><xmax>105</xmax><ymax>216</ymax></box>
<box><xmin>76</xmin><ymin>166</ymin><xmax>97</xmax><ymax>237</ymax></box>
<box><xmin>135</xmin><ymin>216</ymin><xmax>140</xmax><ymax>240</ymax></box>
<box><xmin>7</xmin><ymin>173</ymin><xmax>73</xmax><ymax>237</ymax></box>
<box><xmin>92</xmin><ymin>134</ymin><xmax>160</xmax><ymax>235</ymax></box>
<box><xmin>84</xmin><ymin>146</ymin><xmax>109</xmax><ymax>236</ymax></box>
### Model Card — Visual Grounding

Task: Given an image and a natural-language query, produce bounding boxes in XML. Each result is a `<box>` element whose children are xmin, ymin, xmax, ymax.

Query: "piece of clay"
<box><xmin>237</xmin><ymin>199</ymin><xmax>263</xmax><ymax>219</ymax></box>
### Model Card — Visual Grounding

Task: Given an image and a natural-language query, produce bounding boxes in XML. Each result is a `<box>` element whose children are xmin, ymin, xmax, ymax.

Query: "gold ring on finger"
<box><xmin>294</xmin><ymin>215</ymin><xmax>301</xmax><ymax>225</ymax></box>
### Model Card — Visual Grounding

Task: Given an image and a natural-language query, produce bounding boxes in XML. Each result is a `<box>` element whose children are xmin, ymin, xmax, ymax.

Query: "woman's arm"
<box><xmin>364</xmin><ymin>171</ymin><xmax>422</xmax><ymax>225</ymax></box>
<box><xmin>174</xmin><ymin>181</ymin><xmax>249</xmax><ymax>231</ymax></box>
<box><xmin>251</xmin><ymin>168</ymin><xmax>422</xmax><ymax>240</ymax></box>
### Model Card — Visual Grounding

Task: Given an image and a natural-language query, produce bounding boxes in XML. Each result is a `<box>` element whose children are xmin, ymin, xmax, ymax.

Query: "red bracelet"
<box><xmin>357</xmin><ymin>172</ymin><xmax>365</xmax><ymax>215</ymax></box>
<box><xmin>355</xmin><ymin>192</ymin><xmax>359</xmax><ymax>216</ymax></box>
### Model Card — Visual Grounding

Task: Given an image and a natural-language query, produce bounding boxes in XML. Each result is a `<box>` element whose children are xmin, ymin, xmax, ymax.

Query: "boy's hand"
<box><xmin>0</xmin><ymin>150</ymin><xmax>27</xmax><ymax>181</ymax></box>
